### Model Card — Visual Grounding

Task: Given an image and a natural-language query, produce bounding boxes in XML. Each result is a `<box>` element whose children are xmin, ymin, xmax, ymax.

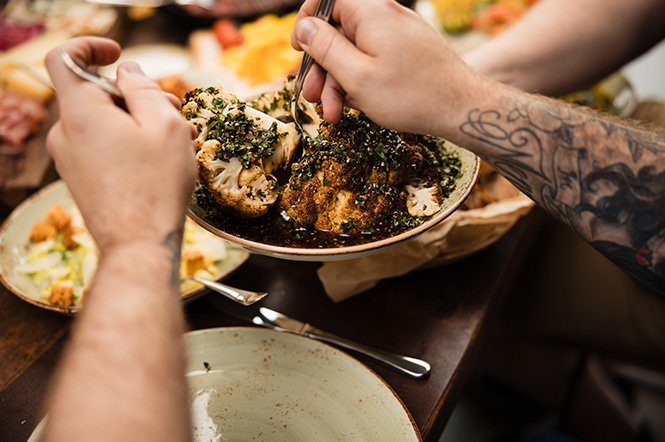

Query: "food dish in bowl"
<box><xmin>0</xmin><ymin>180</ymin><xmax>250</xmax><ymax>314</ymax></box>
<box><xmin>28</xmin><ymin>326</ymin><xmax>421</xmax><ymax>442</ymax></box>
<box><xmin>184</xmin><ymin>83</ymin><xmax>479</xmax><ymax>261</ymax></box>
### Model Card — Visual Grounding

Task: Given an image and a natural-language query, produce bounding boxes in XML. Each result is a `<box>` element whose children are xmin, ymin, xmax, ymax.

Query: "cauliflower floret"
<box><xmin>405</xmin><ymin>180</ymin><xmax>443</xmax><ymax>217</ymax></box>
<box><xmin>243</xmin><ymin>106</ymin><xmax>299</xmax><ymax>174</ymax></box>
<box><xmin>250</xmin><ymin>77</ymin><xmax>322</xmax><ymax>139</ymax></box>
<box><xmin>183</xmin><ymin>85</ymin><xmax>302</xmax><ymax>218</ymax></box>
<box><xmin>182</xmin><ymin>88</ymin><xmax>234</xmax><ymax>150</ymax></box>
<box><xmin>197</xmin><ymin>140</ymin><xmax>278</xmax><ymax>219</ymax></box>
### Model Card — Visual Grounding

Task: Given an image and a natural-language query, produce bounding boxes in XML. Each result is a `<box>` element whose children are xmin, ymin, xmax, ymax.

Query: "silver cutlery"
<box><xmin>57</xmin><ymin>46</ymin><xmax>127</xmax><ymax>109</ymax></box>
<box><xmin>254</xmin><ymin>307</ymin><xmax>431</xmax><ymax>378</ymax></box>
<box><xmin>290</xmin><ymin>0</ymin><xmax>335</xmax><ymax>136</ymax></box>
<box><xmin>187</xmin><ymin>276</ymin><xmax>268</xmax><ymax>306</ymax></box>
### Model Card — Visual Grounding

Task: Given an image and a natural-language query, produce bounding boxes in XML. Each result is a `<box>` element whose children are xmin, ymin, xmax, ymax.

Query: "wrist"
<box><xmin>427</xmin><ymin>69</ymin><xmax>501</xmax><ymax>142</ymax></box>
<box><xmin>94</xmin><ymin>233</ymin><xmax>183</xmax><ymax>295</ymax></box>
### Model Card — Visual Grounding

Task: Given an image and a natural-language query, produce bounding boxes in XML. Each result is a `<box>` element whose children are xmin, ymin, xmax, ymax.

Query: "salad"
<box><xmin>15</xmin><ymin>205</ymin><xmax>232</xmax><ymax>308</ymax></box>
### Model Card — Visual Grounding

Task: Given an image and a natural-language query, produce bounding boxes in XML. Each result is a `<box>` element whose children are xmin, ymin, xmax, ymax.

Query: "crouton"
<box><xmin>48</xmin><ymin>284</ymin><xmax>74</xmax><ymax>307</ymax></box>
<box><xmin>29</xmin><ymin>221</ymin><xmax>57</xmax><ymax>242</ymax></box>
<box><xmin>44</xmin><ymin>205</ymin><xmax>71</xmax><ymax>231</ymax></box>
<box><xmin>183</xmin><ymin>250</ymin><xmax>206</xmax><ymax>276</ymax></box>
<box><xmin>62</xmin><ymin>225</ymin><xmax>84</xmax><ymax>250</ymax></box>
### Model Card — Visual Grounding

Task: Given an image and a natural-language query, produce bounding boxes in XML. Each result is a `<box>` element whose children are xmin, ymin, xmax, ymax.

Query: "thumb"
<box><xmin>294</xmin><ymin>17</ymin><xmax>368</xmax><ymax>92</ymax></box>
<box><xmin>115</xmin><ymin>61</ymin><xmax>173</xmax><ymax>121</ymax></box>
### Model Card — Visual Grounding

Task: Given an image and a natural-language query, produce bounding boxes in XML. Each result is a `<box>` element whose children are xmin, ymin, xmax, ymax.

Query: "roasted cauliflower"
<box><xmin>185</xmin><ymin>83</ymin><xmax>463</xmax><ymax>242</ymax></box>
<box><xmin>250</xmin><ymin>77</ymin><xmax>322</xmax><ymax>139</ymax></box>
<box><xmin>280</xmin><ymin>109</ymin><xmax>458</xmax><ymax>236</ymax></box>
<box><xmin>182</xmin><ymin>86</ymin><xmax>300</xmax><ymax>218</ymax></box>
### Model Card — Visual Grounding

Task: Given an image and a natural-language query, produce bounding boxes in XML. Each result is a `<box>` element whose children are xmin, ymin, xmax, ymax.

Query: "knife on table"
<box><xmin>206</xmin><ymin>295</ymin><xmax>431</xmax><ymax>378</ymax></box>
<box><xmin>253</xmin><ymin>307</ymin><xmax>431</xmax><ymax>379</ymax></box>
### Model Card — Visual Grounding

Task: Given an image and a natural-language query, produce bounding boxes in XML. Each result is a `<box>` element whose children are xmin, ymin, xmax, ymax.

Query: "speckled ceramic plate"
<box><xmin>0</xmin><ymin>180</ymin><xmax>250</xmax><ymax>315</ymax></box>
<box><xmin>28</xmin><ymin>327</ymin><xmax>421</xmax><ymax>442</ymax></box>
<box><xmin>191</xmin><ymin>327</ymin><xmax>422</xmax><ymax>441</ymax></box>
<box><xmin>188</xmin><ymin>144</ymin><xmax>479</xmax><ymax>262</ymax></box>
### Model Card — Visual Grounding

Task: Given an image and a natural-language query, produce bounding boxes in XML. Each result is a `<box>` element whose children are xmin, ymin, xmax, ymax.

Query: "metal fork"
<box><xmin>187</xmin><ymin>276</ymin><xmax>268</xmax><ymax>306</ymax></box>
<box><xmin>290</xmin><ymin>0</ymin><xmax>336</xmax><ymax>135</ymax></box>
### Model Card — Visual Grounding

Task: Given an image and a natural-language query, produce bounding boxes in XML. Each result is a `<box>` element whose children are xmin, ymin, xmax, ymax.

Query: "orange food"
<box><xmin>157</xmin><ymin>75</ymin><xmax>190</xmax><ymax>101</ymax></box>
<box><xmin>48</xmin><ymin>284</ymin><xmax>74</xmax><ymax>307</ymax></box>
<box><xmin>471</xmin><ymin>1</ymin><xmax>527</xmax><ymax>35</ymax></box>
<box><xmin>183</xmin><ymin>250</ymin><xmax>206</xmax><ymax>276</ymax></box>
<box><xmin>29</xmin><ymin>222</ymin><xmax>57</xmax><ymax>242</ymax></box>
<box><xmin>44</xmin><ymin>205</ymin><xmax>71</xmax><ymax>231</ymax></box>
<box><xmin>213</xmin><ymin>19</ymin><xmax>244</xmax><ymax>50</ymax></box>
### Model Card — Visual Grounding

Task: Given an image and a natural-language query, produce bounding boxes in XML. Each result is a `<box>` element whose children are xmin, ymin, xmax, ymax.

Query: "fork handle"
<box><xmin>304</xmin><ymin>328</ymin><xmax>431</xmax><ymax>379</ymax></box>
<box><xmin>292</xmin><ymin>0</ymin><xmax>336</xmax><ymax>101</ymax></box>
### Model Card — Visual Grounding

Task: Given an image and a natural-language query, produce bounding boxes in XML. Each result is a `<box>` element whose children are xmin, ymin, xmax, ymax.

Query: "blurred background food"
<box><xmin>0</xmin><ymin>0</ymin><xmax>120</xmax><ymax>179</ymax></box>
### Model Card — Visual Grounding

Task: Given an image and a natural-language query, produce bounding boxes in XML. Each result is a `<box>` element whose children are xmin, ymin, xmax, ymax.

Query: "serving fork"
<box><xmin>289</xmin><ymin>0</ymin><xmax>336</xmax><ymax>135</ymax></box>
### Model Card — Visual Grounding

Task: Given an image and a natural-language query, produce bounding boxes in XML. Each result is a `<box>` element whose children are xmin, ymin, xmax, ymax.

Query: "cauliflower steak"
<box><xmin>281</xmin><ymin>110</ymin><xmax>460</xmax><ymax>236</ymax></box>
<box><xmin>183</xmin><ymin>86</ymin><xmax>300</xmax><ymax>218</ymax></box>
<box><xmin>184</xmin><ymin>84</ymin><xmax>463</xmax><ymax>246</ymax></box>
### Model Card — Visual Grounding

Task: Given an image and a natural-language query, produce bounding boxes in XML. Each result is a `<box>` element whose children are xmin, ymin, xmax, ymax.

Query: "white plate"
<box><xmin>28</xmin><ymin>327</ymin><xmax>421</xmax><ymax>442</ymax></box>
<box><xmin>0</xmin><ymin>180</ymin><xmax>250</xmax><ymax>314</ymax></box>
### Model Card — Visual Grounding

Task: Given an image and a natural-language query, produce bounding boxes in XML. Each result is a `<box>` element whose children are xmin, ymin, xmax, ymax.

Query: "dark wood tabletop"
<box><xmin>0</xmin><ymin>197</ymin><xmax>542</xmax><ymax>442</ymax></box>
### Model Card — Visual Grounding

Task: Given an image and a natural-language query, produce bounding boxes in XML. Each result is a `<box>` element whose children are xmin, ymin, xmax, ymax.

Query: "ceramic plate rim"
<box><xmin>0</xmin><ymin>180</ymin><xmax>250</xmax><ymax>315</ymax></box>
<box><xmin>185</xmin><ymin>326</ymin><xmax>422</xmax><ymax>441</ymax></box>
<box><xmin>28</xmin><ymin>326</ymin><xmax>421</xmax><ymax>442</ymax></box>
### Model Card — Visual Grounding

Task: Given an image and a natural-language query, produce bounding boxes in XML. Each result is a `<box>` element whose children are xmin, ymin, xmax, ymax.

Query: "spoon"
<box><xmin>57</xmin><ymin>46</ymin><xmax>127</xmax><ymax>109</ymax></box>
<box><xmin>186</xmin><ymin>276</ymin><xmax>268</xmax><ymax>306</ymax></box>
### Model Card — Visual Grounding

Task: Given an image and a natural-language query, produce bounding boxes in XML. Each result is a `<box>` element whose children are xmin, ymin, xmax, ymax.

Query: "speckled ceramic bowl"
<box><xmin>188</xmin><ymin>144</ymin><xmax>479</xmax><ymax>262</ymax></box>
<box><xmin>28</xmin><ymin>326</ymin><xmax>421</xmax><ymax>442</ymax></box>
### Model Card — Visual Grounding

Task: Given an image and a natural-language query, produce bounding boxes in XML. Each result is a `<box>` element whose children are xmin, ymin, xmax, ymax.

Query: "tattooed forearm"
<box><xmin>460</xmin><ymin>95</ymin><xmax>665</xmax><ymax>293</ymax></box>
<box><xmin>162</xmin><ymin>229</ymin><xmax>184</xmax><ymax>290</ymax></box>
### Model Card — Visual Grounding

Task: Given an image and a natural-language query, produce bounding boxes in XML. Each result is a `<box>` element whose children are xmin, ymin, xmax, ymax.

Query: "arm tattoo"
<box><xmin>162</xmin><ymin>229</ymin><xmax>184</xmax><ymax>291</ymax></box>
<box><xmin>460</xmin><ymin>96</ymin><xmax>665</xmax><ymax>294</ymax></box>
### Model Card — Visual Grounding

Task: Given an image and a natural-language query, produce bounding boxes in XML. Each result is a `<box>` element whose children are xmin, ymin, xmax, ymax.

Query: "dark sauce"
<box><xmin>194</xmin><ymin>186</ymin><xmax>417</xmax><ymax>248</ymax></box>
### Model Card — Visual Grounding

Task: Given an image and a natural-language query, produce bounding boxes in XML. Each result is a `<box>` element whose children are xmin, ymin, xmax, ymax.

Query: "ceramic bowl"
<box><xmin>188</xmin><ymin>144</ymin><xmax>479</xmax><ymax>262</ymax></box>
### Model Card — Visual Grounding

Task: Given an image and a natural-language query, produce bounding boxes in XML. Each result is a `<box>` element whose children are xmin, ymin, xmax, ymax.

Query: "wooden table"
<box><xmin>0</xmin><ymin>199</ymin><xmax>542</xmax><ymax>442</ymax></box>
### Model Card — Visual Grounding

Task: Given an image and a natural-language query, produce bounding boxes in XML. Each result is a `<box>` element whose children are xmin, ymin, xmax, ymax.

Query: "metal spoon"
<box><xmin>290</xmin><ymin>0</ymin><xmax>336</xmax><ymax>136</ymax></box>
<box><xmin>187</xmin><ymin>276</ymin><xmax>268</xmax><ymax>306</ymax></box>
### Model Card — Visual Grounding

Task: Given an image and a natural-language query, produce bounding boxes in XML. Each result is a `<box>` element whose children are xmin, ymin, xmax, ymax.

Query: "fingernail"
<box><xmin>296</xmin><ymin>19</ymin><xmax>318</xmax><ymax>48</ymax></box>
<box><xmin>119</xmin><ymin>61</ymin><xmax>144</xmax><ymax>75</ymax></box>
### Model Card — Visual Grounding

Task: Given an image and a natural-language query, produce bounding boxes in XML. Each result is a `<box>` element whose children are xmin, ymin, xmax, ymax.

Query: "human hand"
<box><xmin>45</xmin><ymin>36</ymin><xmax>197</xmax><ymax>253</ymax></box>
<box><xmin>291</xmin><ymin>0</ymin><xmax>487</xmax><ymax>136</ymax></box>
